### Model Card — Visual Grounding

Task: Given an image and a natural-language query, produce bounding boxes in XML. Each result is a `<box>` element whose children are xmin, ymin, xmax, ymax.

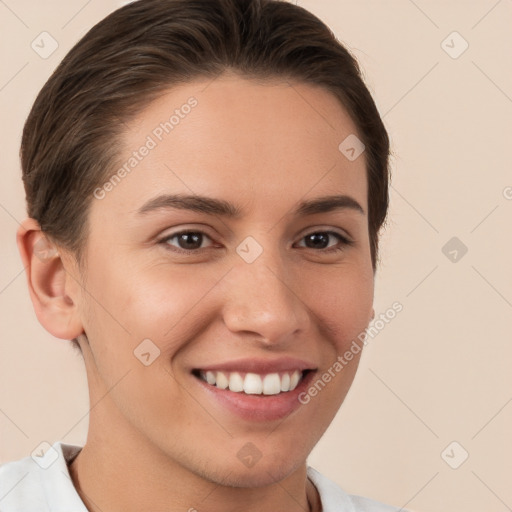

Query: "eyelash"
<box><xmin>158</xmin><ymin>230</ymin><xmax>354</xmax><ymax>255</ymax></box>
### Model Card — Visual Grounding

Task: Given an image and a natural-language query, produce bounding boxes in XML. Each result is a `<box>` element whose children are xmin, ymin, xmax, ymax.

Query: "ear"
<box><xmin>16</xmin><ymin>218</ymin><xmax>84</xmax><ymax>340</ymax></box>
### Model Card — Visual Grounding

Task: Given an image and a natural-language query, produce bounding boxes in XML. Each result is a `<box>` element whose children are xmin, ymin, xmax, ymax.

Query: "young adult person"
<box><xmin>1</xmin><ymin>1</ymin><xmax>407</xmax><ymax>510</ymax></box>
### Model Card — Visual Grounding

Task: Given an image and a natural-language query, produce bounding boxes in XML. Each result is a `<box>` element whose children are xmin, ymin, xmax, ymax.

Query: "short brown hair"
<box><xmin>20</xmin><ymin>0</ymin><xmax>391</xmax><ymax>351</ymax></box>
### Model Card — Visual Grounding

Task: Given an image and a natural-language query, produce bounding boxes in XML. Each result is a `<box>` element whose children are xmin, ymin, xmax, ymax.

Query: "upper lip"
<box><xmin>193</xmin><ymin>357</ymin><xmax>317</xmax><ymax>374</ymax></box>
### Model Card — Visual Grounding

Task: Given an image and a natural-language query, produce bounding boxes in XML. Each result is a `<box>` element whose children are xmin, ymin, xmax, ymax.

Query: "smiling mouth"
<box><xmin>192</xmin><ymin>369</ymin><xmax>312</xmax><ymax>396</ymax></box>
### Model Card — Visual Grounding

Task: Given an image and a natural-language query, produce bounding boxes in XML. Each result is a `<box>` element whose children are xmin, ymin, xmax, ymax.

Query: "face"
<box><xmin>72</xmin><ymin>73</ymin><xmax>374</xmax><ymax>487</ymax></box>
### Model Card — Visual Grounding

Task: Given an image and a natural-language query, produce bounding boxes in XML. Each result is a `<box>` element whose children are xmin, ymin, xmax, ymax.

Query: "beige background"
<box><xmin>1</xmin><ymin>1</ymin><xmax>511</xmax><ymax>510</ymax></box>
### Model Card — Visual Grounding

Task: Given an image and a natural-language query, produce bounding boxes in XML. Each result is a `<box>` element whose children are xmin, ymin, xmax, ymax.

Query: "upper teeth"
<box><xmin>199</xmin><ymin>370</ymin><xmax>303</xmax><ymax>395</ymax></box>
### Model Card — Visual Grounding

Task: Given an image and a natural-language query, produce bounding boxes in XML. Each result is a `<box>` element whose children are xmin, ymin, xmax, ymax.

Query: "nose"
<box><xmin>221</xmin><ymin>250</ymin><xmax>310</xmax><ymax>346</ymax></box>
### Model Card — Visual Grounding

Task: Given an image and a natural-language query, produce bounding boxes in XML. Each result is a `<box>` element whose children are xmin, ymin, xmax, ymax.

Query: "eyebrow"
<box><xmin>136</xmin><ymin>193</ymin><xmax>365</xmax><ymax>217</ymax></box>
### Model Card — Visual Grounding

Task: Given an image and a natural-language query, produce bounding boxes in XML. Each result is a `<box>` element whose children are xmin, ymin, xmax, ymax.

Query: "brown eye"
<box><xmin>296</xmin><ymin>231</ymin><xmax>353</xmax><ymax>252</ymax></box>
<box><xmin>162</xmin><ymin>231</ymin><xmax>213</xmax><ymax>251</ymax></box>
<box><xmin>304</xmin><ymin>233</ymin><xmax>330</xmax><ymax>249</ymax></box>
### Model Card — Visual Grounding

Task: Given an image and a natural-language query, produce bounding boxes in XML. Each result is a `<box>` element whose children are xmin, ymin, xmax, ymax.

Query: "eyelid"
<box><xmin>157</xmin><ymin>228</ymin><xmax>218</xmax><ymax>254</ymax></box>
<box><xmin>297</xmin><ymin>226</ymin><xmax>354</xmax><ymax>243</ymax></box>
<box><xmin>156</xmin><ymin>225</ymin><xmax>354</xmax><ymax>254</ymax></box>
<box><xmin>293</xmin><ymin>230</ymin><xmax>353</xmax><ymax>249</ymax></box>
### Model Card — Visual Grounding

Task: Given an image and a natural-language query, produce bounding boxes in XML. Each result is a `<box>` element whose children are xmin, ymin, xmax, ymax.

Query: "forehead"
<box><xmin>92</xmin><ymin>74</ymin><xmax>367</xmax><ymax>222</ymax></box>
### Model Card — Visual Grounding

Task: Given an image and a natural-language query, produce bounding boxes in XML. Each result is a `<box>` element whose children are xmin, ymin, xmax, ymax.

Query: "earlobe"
<box><xmin>16</xmin><ymin>218</ymin><xmax>84</xmax><ymax>340</ymax></box>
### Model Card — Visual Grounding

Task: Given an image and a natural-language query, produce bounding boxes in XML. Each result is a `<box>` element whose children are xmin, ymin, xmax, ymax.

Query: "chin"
<box><xmin>202</xmin><ymin>451</ymin><xmax>307</xmax><ymax>489</ymax></box>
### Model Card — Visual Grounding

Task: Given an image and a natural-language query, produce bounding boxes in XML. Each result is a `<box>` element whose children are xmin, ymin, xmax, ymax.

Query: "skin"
<box><xmin>18</xmin><ymin>72</ymin><xmax>375</xmax><ymax>512</ymax></box>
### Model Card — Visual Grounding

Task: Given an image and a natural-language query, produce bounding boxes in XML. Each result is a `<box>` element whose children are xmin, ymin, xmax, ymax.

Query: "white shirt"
<box><xmin>0</xmin><ymin>441</ymin><xmax>404</xmax><ymax>511</ymax></box>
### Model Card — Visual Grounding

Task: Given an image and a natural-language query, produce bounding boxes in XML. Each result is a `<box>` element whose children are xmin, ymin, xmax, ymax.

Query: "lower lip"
<box><xmin>193</xmin><ymin>371</ymin><xmax>316</xmax><ymax>422</ymax></box>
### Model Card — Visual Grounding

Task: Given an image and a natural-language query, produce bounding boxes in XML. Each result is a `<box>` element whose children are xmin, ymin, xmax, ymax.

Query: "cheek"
<box><xmin>81</xmin><ymin>255</ymin><xmax>225</xmax><ymax>360</ymax></box>
<box><xmin>119</xmin><ymin>265</ymin><xmax>224</xmax><ymax>348</ymax></box>
<box><xmin>287</xmin><ymin>265</ymin><xmax>373</xmax><ymax>442</ymax></box>
<box><xmin>81</xmin><ymin>253</ymin><xmax>373</xmax><ymax>377</ymax></box>
<box><xmin>300</xmin><ymin>264</ymin><xmax>374</xmax><ymax>351</ymax></box>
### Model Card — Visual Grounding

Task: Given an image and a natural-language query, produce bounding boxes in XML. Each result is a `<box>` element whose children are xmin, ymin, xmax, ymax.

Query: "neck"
<box><xmin>68</xmin><ymin>411</ymin><xmax>321</xmax><ymax>512</ymax></box>
<box><xmin>68</xmin><ymin>349</ymin><xmax>322</xmax><ymax>512</ymax></box>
